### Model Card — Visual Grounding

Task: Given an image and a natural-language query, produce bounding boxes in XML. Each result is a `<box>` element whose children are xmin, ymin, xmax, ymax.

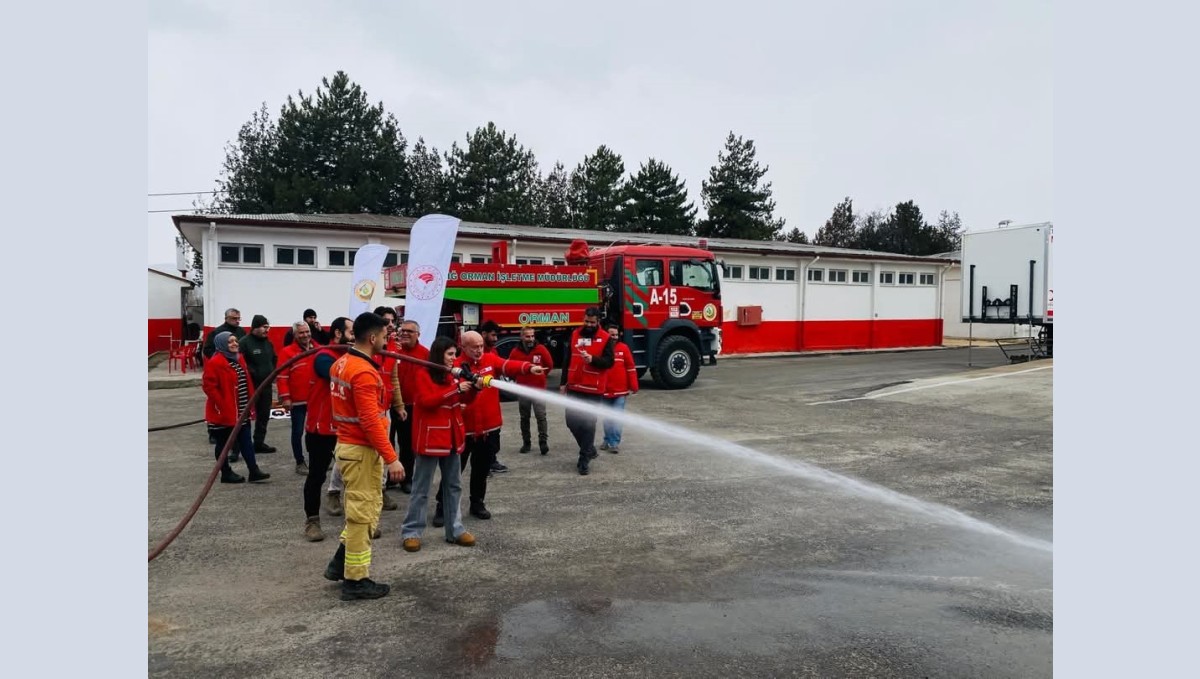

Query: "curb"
<box><xmin>149</xmin><ymin>378</ymin><xmax>202</xmax><ymax>390</ymax></box>
<box><xmin>715</xmin><ymin>345</ymin><xmax>958</xmax><ymax>361</ymax></box>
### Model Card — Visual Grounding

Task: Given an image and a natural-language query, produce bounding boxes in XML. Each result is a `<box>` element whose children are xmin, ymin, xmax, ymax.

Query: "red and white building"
<box><xmin>170</xmin><ymin>213</ymin><xmax>958</xmax><ymax>355</ymax></box>
<box><xmin>148</xmin><ymin>267</ymin><xmax>196</xmax><ymax>354</ymax></box>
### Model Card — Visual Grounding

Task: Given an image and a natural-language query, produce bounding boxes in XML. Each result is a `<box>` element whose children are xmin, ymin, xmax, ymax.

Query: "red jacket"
<box><xmin>603</xmin><ymin>341</ymin><xmax>639</xmax><ymax>398</ymax></box>
<box><xmin>457</xmin><ymin>352</ymin><xmax>539</xmax><ymax>436</ymax></box>
<box><xmin>330</xmin><ymin>349</ymin><xmax>399</xmax><ymax>464</ymax></box>
<box><xmin>561</xmin><ymin>328</ymin><xmax>614</xmax><ymax>395</ymax></box>
<box><xmin>508</xmin><ymin>342</ymin><xmax>554</xmax><ymax>389</ymax></box>
<box><xmin>305</xmin><ymin>347</ymin><xmax>339</xmax><ymax>435</ymax></box>
<box><xmin>394</xmin><ymin>342</ymin><xmax>431</xmax><ymax>406</ymax></box>
<box><xmin>277</xmin><ymin>342</ymin><xmax>318</xmax><ymax>405</ymax></box>
<box><xmin>412</xmin><ymin>369</ymin><xmax>476</xmax><ymax>456</ymax></box>
<box><xmin>202</xmin><ymin>353</ymin><xmax>254</xmax><ymax>427</ymax></box>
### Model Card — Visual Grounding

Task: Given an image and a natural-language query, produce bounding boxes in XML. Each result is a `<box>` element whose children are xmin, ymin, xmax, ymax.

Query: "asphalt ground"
<box><xmin>148</xmin><ymin>346</ymin><xmax>1052</xmax><ymax>678</ymax></box>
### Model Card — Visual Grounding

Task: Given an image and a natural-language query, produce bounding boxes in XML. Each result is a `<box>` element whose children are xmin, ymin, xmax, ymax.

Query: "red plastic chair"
<box><xmin>168</xmin><ymin>340</ymin><xmax>193</xmax><ymax>374</ymax></box>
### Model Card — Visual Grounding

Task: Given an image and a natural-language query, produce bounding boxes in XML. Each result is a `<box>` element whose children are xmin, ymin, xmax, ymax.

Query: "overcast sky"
<box><xmin>147</xmin><ymin>0</ymin><xmax>1051</xmax><ymax>268</ymax></box>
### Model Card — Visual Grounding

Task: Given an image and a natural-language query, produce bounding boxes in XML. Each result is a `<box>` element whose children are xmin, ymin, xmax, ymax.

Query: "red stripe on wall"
<box><xmin>148</xmin><ymin>318</ymin><xmax>184</xmax><ymax>354</ymax></box>
<box><xmin>720</xmin><ymin>319</ymin><xmax>943</xmax><ymax>354</ymax></box>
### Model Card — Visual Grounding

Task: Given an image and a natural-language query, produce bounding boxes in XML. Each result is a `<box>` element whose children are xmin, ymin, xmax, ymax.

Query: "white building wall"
<box><xmin>148</xmin><ymin>272</ymin><xmax>187</xmax><ymax>317</ymax></box>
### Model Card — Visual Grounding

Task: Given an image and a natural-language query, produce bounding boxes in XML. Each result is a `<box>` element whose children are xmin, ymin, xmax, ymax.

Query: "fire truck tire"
<box><xmin>650</xmin><ymin>335</ymin><xmax>700</xmax><ymax>390</ymax></box>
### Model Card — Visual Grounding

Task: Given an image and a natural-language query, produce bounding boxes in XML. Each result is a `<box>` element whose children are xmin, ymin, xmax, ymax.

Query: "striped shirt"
<box><xmin>229</xmin><ymin>356</ymin><xmax>251</xmax><ymax>414</ymax></box>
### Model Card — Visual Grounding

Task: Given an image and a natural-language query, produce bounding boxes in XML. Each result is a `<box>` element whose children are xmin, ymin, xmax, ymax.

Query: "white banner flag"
<box><xmin>348</xmin><ymin>244</ymin><xmax>391</xmax><ymax>318</ymax></box>
<box><xmin>404</xmin><ymin>214</ymin><xmax>460</xmax><ymax>342</ymax></box>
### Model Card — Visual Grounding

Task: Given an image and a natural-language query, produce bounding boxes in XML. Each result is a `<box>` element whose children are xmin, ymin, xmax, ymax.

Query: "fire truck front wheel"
<box><xmin>650</xmin><ymin>335</ymin><xmax>701</xmax><ymax>390</ymax></box>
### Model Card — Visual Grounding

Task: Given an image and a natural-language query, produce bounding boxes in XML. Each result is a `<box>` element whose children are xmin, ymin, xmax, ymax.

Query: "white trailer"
<box><xmin>960</xmin><ymin>221</ymin><xmax>1053</xmax><ymax>357</ymax></box>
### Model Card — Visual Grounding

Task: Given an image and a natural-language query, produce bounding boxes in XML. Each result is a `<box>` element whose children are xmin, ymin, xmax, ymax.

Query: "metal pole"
<box><xmin>968</xmin><ymin>265</ymin><xmax>975</xmax><ymax>367</ymax></box>
<box><xmin>1029</xmin><ymin>260</ymin><xmax>1036</xmax><ymax>346</ymax></box>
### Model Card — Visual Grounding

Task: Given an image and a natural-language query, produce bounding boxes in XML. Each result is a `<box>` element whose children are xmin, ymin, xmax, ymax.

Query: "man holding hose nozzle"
<box><xmin>323</xmin><ymin>312</ymin><xmax>406</xmax><ymax>601</ymax></box>
<box><xmin>432</xmin><ymin>331</ymin><xmax>545</xmax><ymax>524</ymax></box>
<box><xmin>559</xmin><ymin>307</ymin><xmax>615</xmax><ymax>476</ymax></box>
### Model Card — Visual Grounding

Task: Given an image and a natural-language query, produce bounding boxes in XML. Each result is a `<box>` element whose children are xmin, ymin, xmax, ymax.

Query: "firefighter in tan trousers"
<box><xmin>322</xmin><ymin>312</ymin><xmax>406</xmax><ymax>601</ymax></box>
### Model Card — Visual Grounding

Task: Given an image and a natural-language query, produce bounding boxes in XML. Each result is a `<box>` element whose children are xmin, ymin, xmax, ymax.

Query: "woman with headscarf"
<box><xmin>202</xmin><ymin>331</ymin><xmax>271</xmax><ymax>484</ymax></box>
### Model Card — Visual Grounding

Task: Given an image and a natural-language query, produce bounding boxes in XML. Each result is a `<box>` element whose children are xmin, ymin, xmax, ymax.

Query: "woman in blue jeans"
<box><xmin>601</xmin><ymin>324</ymin><xmax>639</xmax><ymax>454</ymax></box>
<box><xmin>400</xmin><ymin>336</ymin><xmax>489</xmax><ymax>552</ymax></box>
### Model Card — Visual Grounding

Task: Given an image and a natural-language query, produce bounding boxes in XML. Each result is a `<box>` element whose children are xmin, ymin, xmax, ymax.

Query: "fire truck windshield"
<box><xmin>669</xmin><ymin>259</ymin><xmax>716</xmax><ymax>292</ymax></box>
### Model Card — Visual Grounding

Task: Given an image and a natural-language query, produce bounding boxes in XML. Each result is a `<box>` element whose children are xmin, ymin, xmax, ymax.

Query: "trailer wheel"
<box><xmin>650</xmin><ymin>335</ymin><xmax>700</xmax><ymax>389</ymax></box>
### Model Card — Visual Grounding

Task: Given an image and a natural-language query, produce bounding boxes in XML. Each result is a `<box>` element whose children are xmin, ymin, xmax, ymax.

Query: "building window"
<box><xmin>451</xmin><ymin>254</ymin><xmax>463</xmax><ymax>264</ymax></box>
<box><xmin>827</xmin><ymin>269</ymin><xmax>847</xmax><ymax>283</ymax></box>
<box><xmin>898</xmin><ymin>272</ymin><xmax>915</xmax><ymax>285</ymax></box>
<box><xmin>383</xmin><ymin>251</ymin><xmax>408</xmax><ymax>268</ymax></box>
<box><xmin>275</xmin><ymin>246</ymin><xmax>316</xmax><ymax>268</ymax></box>
<box><xmin>748</xmin><ymin>266</ymin><xmax>771</xmax><ymax>281</ymax></box>
<box><xmin>852</xmin><ymin>270</ymin><xmax>871</xmax><ymax>284</ymax></box>
<box><xmin>807</xmin><ymin>268</ymin><xmax>824</xmax><ymax>282</ymax></box>
<box><xmin>219</xmin><ymin>244</ymin><xmax>262</xmax><ymax>266</ymax></box>
<box><xmin>470</xmin><ymin>255</ymin><xmax>492</xmax><ymax>264</ymax></box>
<box><xmin>920</xmin><ymin>273</ymin><xmax>936</xmax><ymax>285</ymax></box>
<box><xmin>775</xmin><ymin>267</ymin><xmax>797</xmax><ymax>282</ymax></box>
<box><xmin>552</xmin><ymin>258</ymin><xmax>566</xmax><ymax>266</ymax></box>
<box><xmin>725</xmin><ymin>264</ymin><xmax>744</xmax><ymax>280</ymax></box>
<box><xmin>327</xmin><ymin>248</ymin><xmax>357</xmax><ymax>267</ymax></box>
<box><xmin>880</xmin><ymin>271</ymin><xmax>895</xmax><ymax>285</ymax></box>
<box><xmin>515</xmin><ymin>257</ymin><xmax>544</xmax><ymax>265</ymax></box>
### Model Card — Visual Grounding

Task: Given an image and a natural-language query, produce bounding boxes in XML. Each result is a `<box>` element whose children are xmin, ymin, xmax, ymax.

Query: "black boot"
<box><xmin>431</xmin><ymin>504</ymin><xmax>444</xmax><ymax>528</ymax></box>
<box><xmin>341</xmin><ymin>578</ymin><xmax>390</xmax><ymax>601</ymax></box>
<box><xmin>248</xmin><ymin>467</ymin><xmax>271</xmax><ymax>483</ymax></box>
<box><xmin>519</xmin><ymin>440</ymin><xmax>531</xmax><ymax>454</ymax></box>
<box><xmin>577</xmin><ymin>453</ymin><xmax>590</xmax><ymax>476</ymax></box>
<box><xmin>539</xmin><ymin>436</ymin><xmax>549</xmax><ymax>456</ymax></box>
<box><xmin>470</xmin><ymin>502</ymin><xmax>491</xmax><ymax>520</ymax></box>
<box><xmin>324</xmin><ymin>544</ymin><xmax>345</xmax><ymax>581</ymax></box>
<box><xmin>220</xmin><ymin>467</ymin><xmax>245</xmax><ymax>484</ymax></box>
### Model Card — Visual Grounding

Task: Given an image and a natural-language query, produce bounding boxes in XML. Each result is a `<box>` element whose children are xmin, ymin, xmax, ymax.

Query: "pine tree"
<box><xmin>212</xmin><ymin>72</ymin><xmax>411</xmax><ymax>215</ymax></box>
<box><xmin>814</xmin><ymin>197</ymin><xmax>857</xmax><ymax>247</ymax></box>
<box><xmin>568</xmin><ymin>145</ymin><xmax>626</xmax><ymax>231</ymax></box>
<box><xmin>933</xmin><ymin>210</ymin><xmax>964</xmax><ymax>252</ymax></box>
<box><xmin>619</xmin><ymin>158</ymin><xmax>697</xmax><ymax>236</ymax></box>
<box><xmin>533</xmin><ymin>161</ymin><xmax>573</xmax><ymax>228</ymax></box>
<box><xmin>408</xmin><ymin>136</ymin><xmax>446</xmax><ymax>216</ymax></box>
<box><xmin>778</xmin><ymin>227</ymin><xmax>809</xmax><ymax>244</ymax></box>
<box><xmin>696</xmin><ymin>132</ymin><xmax>785</xmax><ymax>240</ymax></box>
<box><xmin>444</xmin><ymin>122</ymin><xmax>540</xmax><ymax>224</ymax></box>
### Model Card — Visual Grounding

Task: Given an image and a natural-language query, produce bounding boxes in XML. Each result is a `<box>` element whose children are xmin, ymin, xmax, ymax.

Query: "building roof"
<box><xmin>173</xmin><ymin>213</ymin><xmax>957</xmax><ymax>265</ymax></box>
<box><xmin>148</xmin><ymin>267</ymin><xmax>193</xmax><ymax>285</ymax></box>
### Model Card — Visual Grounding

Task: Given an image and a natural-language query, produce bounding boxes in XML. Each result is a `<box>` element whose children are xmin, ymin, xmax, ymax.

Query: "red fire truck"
<box><xmin>384</xmin><ymin>239</ymin><xmax>722</xmax><ymax>389</ymax></box>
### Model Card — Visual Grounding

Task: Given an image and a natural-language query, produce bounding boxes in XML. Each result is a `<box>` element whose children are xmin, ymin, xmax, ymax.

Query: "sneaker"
<box><xmin>248</xmin><ymin>468</ymin><xmax>271</xmax><ymax>483</ymax></box>
<box><xmin>599</xmin><ymin>442</ymin><xmax>611</xmax><ymax>451</ymax></box>
<box><xmin>325</xmin><ymin>492</ymin><xmax>343</xmax><ymax>517</ymax></box>
<box><xmin>432</xmin><ymin>505</ymin><xmax>444</xmax><ymax>528</ymax></box>
<box><xmin>447</xmin><ymin>532</ymin><xmax>476</xmax><ymax>547</ymax></box>
<box><xmin>490</xmin><ymin>461</ymin><xmax>509</xmax><ymax>473</ymax></box>
<box><xmin>470</xmin><ymin>503</ymin><xmax>491</xmax><ymax>520</ymax></box>
<box><xmin>519</xmin><ymin>443</ymin><xmax>531</xmax><ymax>454</ymax></box>
<box><xmin>303</xmin><ymin>517</ymin><xmax>325</xmax><ymax>542</ymax></box>
<box><xmin>340</xmin><ymin>578</ymin><xmax>390</xmax><ymax>601</ymax></box>
<box><xmin>382</xmin><ymin>491</ymin><xmax>398</xmax><ymax>511</ymax></box>
<box><xmin>220</xmin><ymin>470</ymin><xmax>246</xmax><ymax>484</ymax></box>
<box><xmin>402</xmin><ymin>537</ymin><xmax>422</xmax><ymax>552</ymax></box>
<box><xmin>295</xmin><ymin>462</ymin><xmax>309</xmax><ymax>475</ymax></box>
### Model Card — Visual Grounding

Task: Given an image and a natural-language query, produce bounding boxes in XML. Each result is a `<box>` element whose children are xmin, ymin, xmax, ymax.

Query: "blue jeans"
<box><xmin>289</xmin><ymin>404</ymin><xmax>308</xmax><ymax>464</ymax></box>
<box><xmin>602</xmin><ymin>396</ymin><xmax>627</xmax><ymax>447</ymax></box>
<box><xmin>402</xmin><ymin>453</ymin><xmax>466</xmax><ymax>542</ymax></box>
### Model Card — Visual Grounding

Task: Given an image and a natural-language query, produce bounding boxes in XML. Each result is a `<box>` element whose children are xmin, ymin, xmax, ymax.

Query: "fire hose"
<box><xmin>148</xmin><ymin>345</ymin><xmax>490</xmax><ymax>563</ymax></box>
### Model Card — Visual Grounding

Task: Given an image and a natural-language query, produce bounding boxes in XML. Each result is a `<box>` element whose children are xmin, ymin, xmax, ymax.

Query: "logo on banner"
<box><xmin>408</xmin><ymin>264</ymin><xmax>444</xmax><ymax>301</ymax></box>
<box><xmin>353</xmin><ymin>279</ymin><xmax>376</xmax><ymax>301</ymax></box>
<box><xmin>702</xmin><ymin>303</ymin><xmax>717</xmax><ymax>322</ymax></box>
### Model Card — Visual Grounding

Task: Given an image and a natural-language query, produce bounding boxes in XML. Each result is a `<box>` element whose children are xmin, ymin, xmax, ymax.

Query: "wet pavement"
<box><xmin>148</xmin><ymin>347</ymin><xmax>1052</xmax><ymax>677</ymax></box>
